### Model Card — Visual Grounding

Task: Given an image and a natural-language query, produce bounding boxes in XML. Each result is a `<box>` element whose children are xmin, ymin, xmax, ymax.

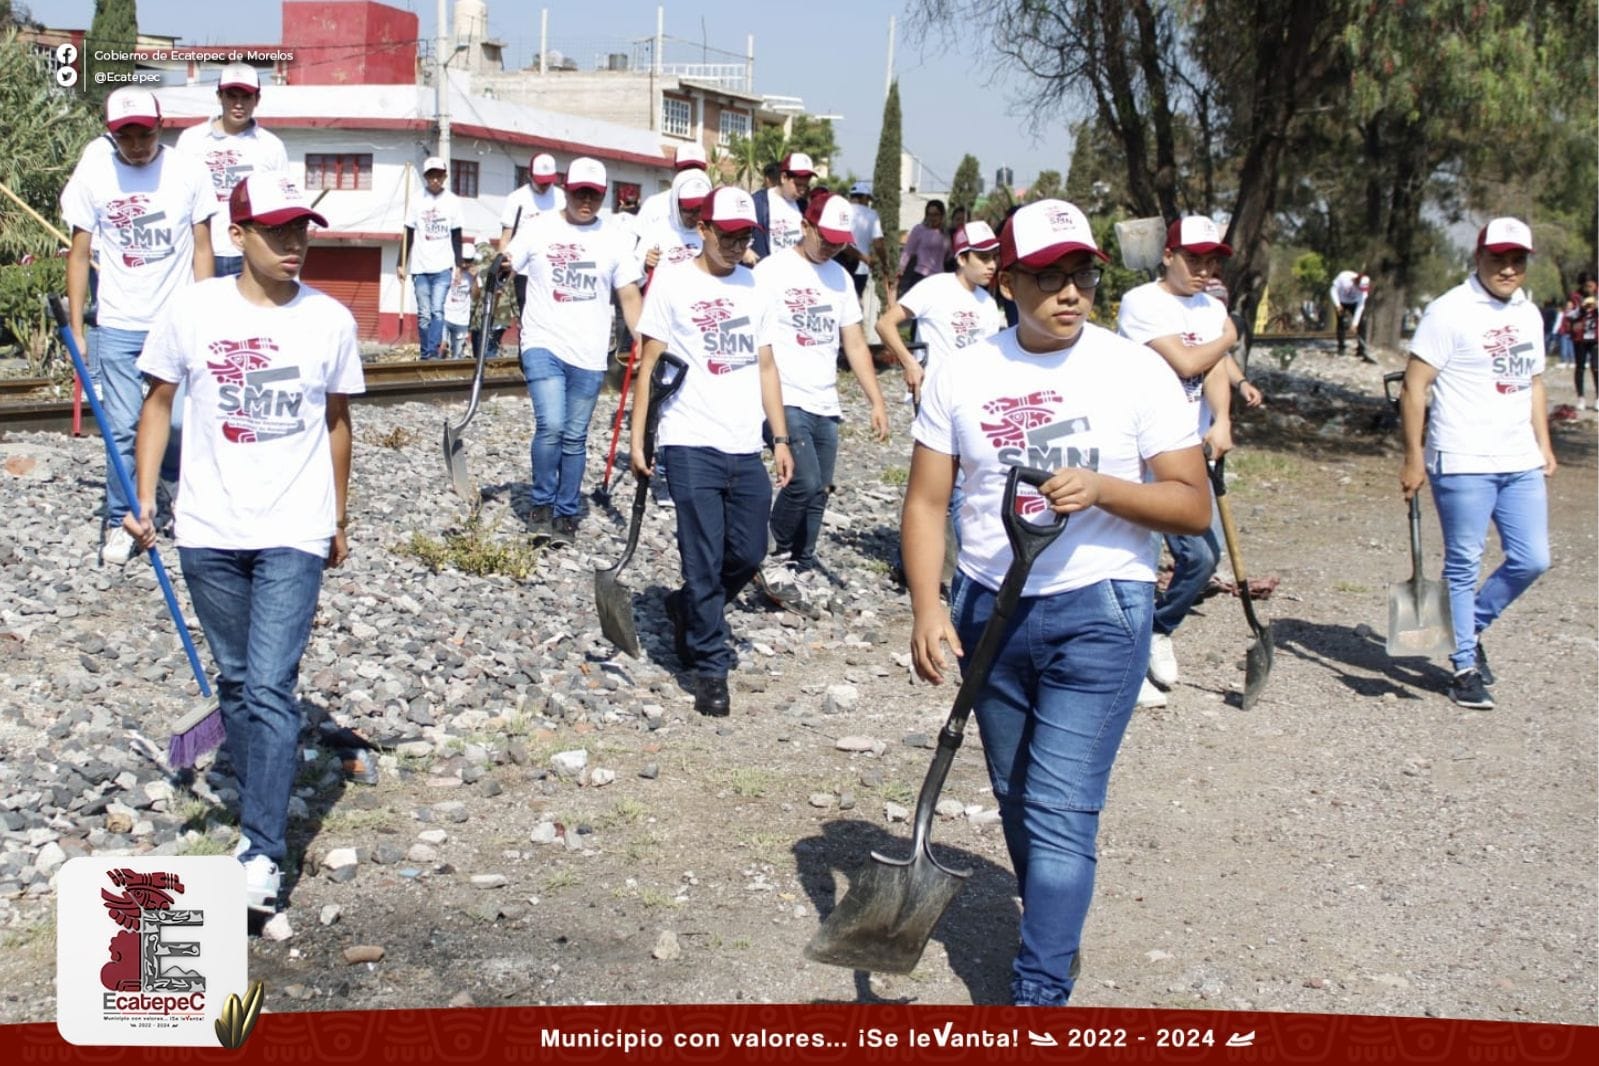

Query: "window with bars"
<box><xmin>451</xmin><ymin>160</ymin><xmax>479</xmax><ymax>198</ymax></box>
<box><xmin>303</xmin><ymin>153</ymin><xmax>373</xmax><ymax>191</ymax></box>
<box><xmin>718</xmin><ymin>109</ymin><xmax>750</xmax><ymax>146</ymax></box>
<box><xmin>661</xmin><ymin>96</ymin><xmax>692</xmax><ymax>138</ymax></box>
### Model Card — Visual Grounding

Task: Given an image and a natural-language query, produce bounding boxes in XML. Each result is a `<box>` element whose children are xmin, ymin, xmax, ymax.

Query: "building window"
<box><xmin>718</xmin><ymin>109</ymin><xmax>750</xmax><ymax>146</ymax></box>
<box><xmin>514</xmin><ymin>165</ymin><xmax>529</xmax><ymax>189</ymax></box>
<box><xmin>304</xmin><ymin>153</ymin><xmax>372</xmax><ymax>191</ymax></box>
<box><xmin>661</xmin><ymin>96</ymin><xmax>692</xmax><ymax>138</ymax></box>
<box><xmin>451</xmin><ymin>160</ymin><xmax>479</xmax><ymax>198</ymax></box>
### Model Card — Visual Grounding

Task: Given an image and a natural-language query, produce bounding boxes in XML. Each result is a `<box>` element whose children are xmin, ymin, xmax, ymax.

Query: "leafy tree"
<box><xmin>872</xmin><ymin>81</ymin><xmax>903</xmax><ymax>292</ymax></box>
<box><xmin>726</xmin><ymin>115</ymin><xmax>840</xmax><ymax>190</ymax></box>
<box><xmin>86</xmin><ymin>0</ymin><xmax>136</xmax><ymax>107</ymax></box>
<box><xmin>1027</xmin><ymin>169</ymin><xmax>1064</xmax><ymax>202</ymax></box>
<box><xmin>949</xmin><ymin>153</ymin><xmax>981</xmax><ymax>216</ymax></box>
<box><xmin>0</xmin><ymin>30</ymin><xmax>101</xmax><ymax>259</ymax></box>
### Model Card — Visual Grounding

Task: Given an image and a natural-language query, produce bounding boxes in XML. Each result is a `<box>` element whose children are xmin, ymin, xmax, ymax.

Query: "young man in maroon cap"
<box><xmin>1116</xmin><ymin>216</ymin><xmax>1248</xmax><ymax>707</ymax></box>
<box><xmin>750</xmin><ymin>151</ymin><xmax>814</xmax><ymax>261</ymax></box>
<box><xmin>499</xmin><ymin>152</ymin><xmax>567</xmax><ymax>310</ymax></box>
<box><xmin>752</xmin><ymin>190</ymin><xmax>890</xmax><ymax>601</ymax></box>
<box><xmin>176</xmin><ymin>63</ymin><xmax>289</xmax><ymax>277</ymax></box>
<box><xmin>122</xmin><ymin>173</ymin><xmax>364</xmax><ymax>914</ymax></box>
<box><xmin>903</xmin><ymin>198</ymin><xmax>1208</xmax><ymax>1007</ymax></box>
<box><xmin>504</xmin><ymin>157</ymin><xmax>645</xmax><ymax>546</ymax></box>
<box><xmin>63</xmin><ymin>87</ymin><xmax>217</xmax><ymax>564</ymax></box>
<box><xmin>631</xmin><ymin>186</ymin><xmax>794</xmax><ymax>717</ymax></box>
<box><xmin>399</xmin><ymin>156</ymin><xmax>464</xmax><ymax>359</ymax></box>
<box><xmin>1399</xmin><ymin>217</ymin><xmax>1555</xmax><ymax>710</ymax></box>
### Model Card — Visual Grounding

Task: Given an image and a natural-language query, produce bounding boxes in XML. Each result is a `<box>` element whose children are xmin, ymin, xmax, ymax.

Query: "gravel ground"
<box><xmin>0</xmin><ymin>339</ymin><xmax>1593</xmax><ymax>1023</ymax></box>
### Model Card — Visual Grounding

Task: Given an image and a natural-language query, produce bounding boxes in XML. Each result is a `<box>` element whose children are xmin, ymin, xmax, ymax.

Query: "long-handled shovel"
<box><xmin>441</xmin><ymin>253</ymin><xmax>508</xmax><ymax>508</ymax></box>
<box><xmin>47</xmin><ymin>296</ymin><xmax>224</xmax><ymax>767</ymax></box>
<box><xmin>1208</xmin><ymin>455</ymin><xmax>1274</xmax><ymax>708</ymax></box>
<box><xmin>594</xmin><ymin>353</ymin><xmax>688</xmax><ymax>657</ymax></box>
<box><xmin>805</xmin><ymin>466</ymin><xmax>1065</xmax><ymax>974</ymax></box>
<box><xmin>1380</xmin><ymin>372</ymin><xmax>1453</xmax><ymax>656</ymax></box>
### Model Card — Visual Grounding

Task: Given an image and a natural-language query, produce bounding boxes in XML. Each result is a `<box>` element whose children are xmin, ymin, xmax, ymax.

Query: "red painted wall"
<box><xmin>282</xmin><ymin>1</ymin><xmax>417</xmax><ymax>86</ymax></box>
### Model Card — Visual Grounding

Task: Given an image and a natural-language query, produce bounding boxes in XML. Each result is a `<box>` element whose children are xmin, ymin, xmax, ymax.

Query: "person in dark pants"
<box><xmin>631</xmin><ymin>187</ymin><xmax>794</xmax><ymax>717</ymax></box>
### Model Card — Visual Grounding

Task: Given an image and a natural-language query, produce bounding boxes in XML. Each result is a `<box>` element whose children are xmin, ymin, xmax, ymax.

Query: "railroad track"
<box><xmin>0</xmin><ymin>357</ymin><xmax>529</xmax><ymax>435</ymax></box>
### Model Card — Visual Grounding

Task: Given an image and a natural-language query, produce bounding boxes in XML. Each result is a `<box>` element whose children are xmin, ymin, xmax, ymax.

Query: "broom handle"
<box><xmin>47</xmin><ymin>296</ymin><xmax>212</xmax><ymax>698</ymax></box>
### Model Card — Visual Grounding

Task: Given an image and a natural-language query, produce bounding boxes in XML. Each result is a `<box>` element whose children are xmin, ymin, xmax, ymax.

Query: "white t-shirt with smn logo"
<box><xmin>896</xmin><ymin>271</ymin><xmax>1004</xmax><ymax>373</ymax></box>
<box><xmin>174</xmin><ymin>120</ymin><xmax>290</xmax><ymax>257</ymax></box>
<box><xmin>405</xmin><ymin>189</ymin><xmax>464</xmax><ymax>274</ymax></box>
<box><xmin>507</xmin><ymin>211</ymin><xmax>642</xmax><ymax>372</ymax></box>
<box><xmin>1410</xmin><ymin>274</ymin><xmax>1546</xmax><ymax>475</ymax></box>
<box><xmin>137</xmin><ymin>278</ymin><xmax>366</xmax><ymax>555</ymax></box>
<box><xmin>60</xmin><ymin>145</ymin><xmax>218</xmax><ymax>331</ymax></box>
<box><xmin>766</xmin><ymin>194</ymin><xmax>805</xmax><ymax>254</ymax></box>
<box><xmin>638</xmin><ymin>261</ymin><xmax>777</xmax><ymax>455</ymax></box>
<box><xmin>1116</xmin><ymin>280</ymin><xmax>1229</xmax><ymax>436</ymax></box>
<box><xmin>637</xmin><ymin>215</ymin><xmax>704</xmax><ymax>277</ymax></box>
<box><xmin>754</xmin><ymin>249</ymin><xmax>862</xmax><ymax>418</ymax></box>
<box><xmin>913</xmin><ymin>323</ymin><xmax>1196</xmax><ymax>597</ymax></box>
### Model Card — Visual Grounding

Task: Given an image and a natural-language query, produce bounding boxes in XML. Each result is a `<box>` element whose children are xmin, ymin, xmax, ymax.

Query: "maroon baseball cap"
<box><xmin>1165</xmin><ymin>216</ymin><xmax>1232</xmax><ymax>257</ymax></box>
<box><xmin>702</xmin><ymin>186</ymin><xmax>762</xmax><ymax>233</ymax></box>
<box><xmin>229</xmin><ymin>173</ymin><xmax>328</xmax><ymax>226</ymax></box>
<box><xmin>802</xmin><ymin>191</ymin><xmax>853</xmax><ymax>244</ymax></box>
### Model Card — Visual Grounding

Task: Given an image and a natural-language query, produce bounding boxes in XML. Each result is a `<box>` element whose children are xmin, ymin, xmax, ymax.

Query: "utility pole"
<box><xmin>436</xmin><ymin>0</ymin><xmax>451</xmax><ymax>168</ymax></box>
<box><xmin>539</xmin><ymin>8</ymin><xmax>547</xmax><ymax>75</ymax></box>
<box><xmin>884</xmin><ymin>15</ymin><xmax>895</xmax><ymax>101</ymax></box>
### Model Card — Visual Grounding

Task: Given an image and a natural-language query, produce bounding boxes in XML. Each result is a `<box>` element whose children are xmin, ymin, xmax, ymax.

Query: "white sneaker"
<box><xmin>1578</xmin><ymin>399</ymin><xmax>1588</xmax><ymax>411</ymax></box>
<box><xmin>1136</xmin><ymin>678</ymin><xmax>1168</xmax><ymax>708</ymax></box>
<box><xmin>1147</xmin><ymin>632</ymin><xmax>1179</xmax><ymax>689</ymax></box>
<box><xmin>102</xmin><ymin>527</ymin><xmax>138</xmax><ymax>565</ymax></box>
<box><xmin>232</xmin><ymin>835</ymin><xmax>251</xmax><ymax>859</ymax></box>
<box><xmin>242</xmin><ymin>855</ymin><xmax>280</xmax><ymax>914</ymax></box>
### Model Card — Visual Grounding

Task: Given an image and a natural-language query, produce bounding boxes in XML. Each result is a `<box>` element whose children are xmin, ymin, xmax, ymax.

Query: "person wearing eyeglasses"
<box><xmin>902</xmin><ymin>199</ymin><xmax>1209</xmax><ymax>1007</ymax></box>
<box><xmin>503</xmin><ymin>157</ymin><xmax>645</xmax><ymax>547</ymax></box>
<box><xmin>750</xmin><ymin>191</ymin><xmax>891</xmax><ymax>606</ymax></box>
<box><xmin>631</xmin><ymin>186</ymin><xmax>795</xmax><ymax>718</ymax></box>
<box><xmin>1115</xmin><ymin>217</ymin><xmax>1244</xmax><ymax>708</ymax></box>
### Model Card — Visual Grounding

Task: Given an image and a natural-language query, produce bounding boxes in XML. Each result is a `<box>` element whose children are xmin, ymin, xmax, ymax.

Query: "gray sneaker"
<box><xmin>1448</xmin><ymin>669</ymin><xmax>1494</xmax><ymax>711</ymax></box>
<box><xmin>547</xmin><ymin>514</ymin><xmax>579</xmax><ymax>548</ymax></box>
<box><xmin>525</xmin><ymin>505</ymin><xmax>553</xmax><ymax>542</ymax></box>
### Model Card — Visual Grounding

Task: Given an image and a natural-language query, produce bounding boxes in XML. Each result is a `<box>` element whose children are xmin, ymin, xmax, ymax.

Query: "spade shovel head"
<box><xmin>442</xmin><ymin>422</ymin><xmax>478</xmax><ymax>509</ymax></box>
<box><xmin>803</xmin><ymin>842</ymin><xmax>970</xmax><ymax>974</ymax></box>
<box><xmin>1242</xmin><ymin>623</ymin><xmax>1274</xmax><ymax>710</ymax></box>
<box><xmin>1388</xmin><ymin>498</ymin><xmax>1454</xmax><ymax>656</ymax></box>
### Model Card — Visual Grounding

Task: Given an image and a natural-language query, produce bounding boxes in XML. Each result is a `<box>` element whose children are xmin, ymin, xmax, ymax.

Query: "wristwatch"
<box><xmin>771</xmin><ymin>436</ymin><xmax>791</xmax><ymax>445</ymax></box>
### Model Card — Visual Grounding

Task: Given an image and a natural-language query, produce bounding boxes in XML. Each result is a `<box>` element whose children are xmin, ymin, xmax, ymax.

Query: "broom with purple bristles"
<box><xmin>49</xmin><ymin>296</ymin><xmax>225</xmax><ymax>768</ymax></box>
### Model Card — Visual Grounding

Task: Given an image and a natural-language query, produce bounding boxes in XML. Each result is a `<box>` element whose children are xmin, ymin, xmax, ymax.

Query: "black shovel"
<box><xmin>1208</xmin><ymin>455</ymin><xmax>1274</xmax><ymax>708</ymax></box>
<box><xmin>805</xmin><ymin>466</ymin><xmax>1065</xmax><ymax>974</ymax></box>
<box><xmin>442</xmin><ymin>253</ymin><xmax>508</xmax><ymax>508</ymax></box>
<box><xmin>594</xmin><ymin>353</ymin><xmax>688</xmax><ymax>657</ymax></box>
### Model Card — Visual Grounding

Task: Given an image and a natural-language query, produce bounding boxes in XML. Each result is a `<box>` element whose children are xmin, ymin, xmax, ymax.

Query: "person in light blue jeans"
<box><xmin>87</xmin><ymin>325</ymin><xmax>183</xmax><ymax>530</ymax></box>
<box><xmin>522</xmin><ymin>346</ymin><xmax>606</xmax><ymax>524</ymax></box>
<box><xmin>1400</xmin><ymin>216</ymin><xmax>1556</xmax><ymax>711</ymax></box>
<box><xmin>411</xmin><ymin>269</ymin><xmax>452</xmax><ymax>359</ymax></box>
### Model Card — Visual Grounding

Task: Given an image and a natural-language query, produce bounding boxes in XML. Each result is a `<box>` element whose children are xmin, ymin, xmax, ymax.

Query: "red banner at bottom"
<box><xmin>5</xmin><ymin>1004</ymin><xmax>1593</xmax><ymax>1063</ymax></box>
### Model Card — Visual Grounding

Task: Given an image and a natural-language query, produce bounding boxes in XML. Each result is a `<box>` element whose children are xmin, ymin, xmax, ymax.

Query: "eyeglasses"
<box><xmin>1015</xmin><ymin>266</ymin><xmax>1102</xmax><ymax>293</ymax></box>
<box><xmin>712</xmin><ymin>229</ymin><xmax>754</xmax><ymax>249</ymax></box>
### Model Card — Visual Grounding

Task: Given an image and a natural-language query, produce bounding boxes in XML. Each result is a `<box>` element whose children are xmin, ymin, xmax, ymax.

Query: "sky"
<box><xmin>46</xmin><ymin>0</ymin><xmax>1079</xmax><ymax>195</ymax></box>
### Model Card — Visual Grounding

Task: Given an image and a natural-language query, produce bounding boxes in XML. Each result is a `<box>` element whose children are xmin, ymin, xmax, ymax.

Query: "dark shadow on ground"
<box><xmin>1271</xmin><ymin>616</ymin><xmax>1452</xmax><ymax>700</ymax></box>
<box><xmin>793</xmin><ymin>819</ymin><xmax>1018</xmax><ymax>1005</ymax></box>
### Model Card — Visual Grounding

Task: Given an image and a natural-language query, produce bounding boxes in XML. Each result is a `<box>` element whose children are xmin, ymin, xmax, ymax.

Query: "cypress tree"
<box><xmin>950</xmin><ymin>154</ymin><xmax>981</xmax><ymax>218</ymax></box>
<box><xmin>871</xmin><ymin>81</ymin><xmax>902</xmax><ymax>297</ymax></box>
<box><xmin>86</xmin><ymin>0</ymin><xmax>137</xmax><ymax>107</ymax></box>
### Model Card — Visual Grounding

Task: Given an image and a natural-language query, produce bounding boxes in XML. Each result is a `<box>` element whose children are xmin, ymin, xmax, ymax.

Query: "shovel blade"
<box><xmin>442</xmin><ymin>423</ymin><xmax>479</xmax><ymax>508</ymax></box>
<box><xmin>1241</xmin><ymin>623</ymin><xmax>1274</xmax><ymax>710</ymax></box>
<box><xmin>803</xmin><ymin>850</ymin><xmax>969</xmax><ymax>974</ymax></box>
<box><xmin>1386</xmin><ymin>577</ymin><xmax>1454</xmax><ymax>658</ymax></box>
<box><xmin>594</xmin><ymin>569</ymin><xmax>640</xmax><ymax>658</ymax></box>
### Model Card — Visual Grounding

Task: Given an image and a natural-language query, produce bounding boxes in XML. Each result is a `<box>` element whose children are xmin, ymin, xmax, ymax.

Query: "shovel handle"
<box><xmin>911</xmin><ymin>467</ymin><xmax>1065</xmax><ymax>857</ymax></box>
<box><xmin>1383</xmin><ymin>371</ymin><xmax>1405</xmax><ymax>411</ymax></box>
<box><xmin>642</xmin><ymin>353</ymin><xmax>687</xmax><ymax>467</ymax></box>
<box><xmin>1407</xmin><ymin>493</ymin><xmax>1425</xmax><ymax>581</ymax></box>
<box><xmin>47</xmin><ymin>295</ymin><xmax>213</xmax><ymax>699</ymax></box>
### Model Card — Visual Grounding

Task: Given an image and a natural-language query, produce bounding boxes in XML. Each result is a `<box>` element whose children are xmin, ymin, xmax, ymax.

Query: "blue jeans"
<box><xmin>1429</xmin><ymin>468</ymin><xmax>1550</xmax><ymax>672</ymax></box>
<box><xmin>1154</xmin><ymin>524</ymin><xmax>1221</xmax><ymax>636</ymax></box>
<box><xmin>412</xmin><ymin>269</ymin><xmax>451</xmax><ymax>358</ymax></box>
<box><xmin>446</xmin><ymin>322</ymin><xmax>470</xmax><ymax>359</ymax></box>
<box><xmin>664</xmin><ymin>445</ymin><xmax>771</xmax><ymax>676</ymax></box>
<box><xmin>522</xmin><ymin>347</ymin><xmax>605</xmax><ymax>517</ymax></box>
<box><xmin>766</xmin><ymin>406</ymin><xmax>840</xmax><ymax>569</ymax></box>
<box><xmin>213</xmin><ymin>255</ymin><xmax>245</xmax><ymax>277</ymax></box>
<box><xmin>87</xmin><ymin>326</ymin><xmax>182</xmax><ymax>525</ymax></box>
<box><xmin>178</xmin><ymin>547</ymin><xmax>325</xmax><ymax>865</ymax></box>
<box><xmin>950</xmin><ymin>572</ymin><xmax>1153</xmax><ymax>1007</ymax></box>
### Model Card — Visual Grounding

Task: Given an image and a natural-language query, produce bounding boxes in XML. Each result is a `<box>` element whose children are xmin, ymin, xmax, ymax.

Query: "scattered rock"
<box><xmin>652</xmin><ymin>930</ymin><xmax>681</xmax><ymax>961</ymax></box>
<box><xmin>342</xmin><ymin>945</ymin><xmax>385</xmax><ymax>965</ymax></box>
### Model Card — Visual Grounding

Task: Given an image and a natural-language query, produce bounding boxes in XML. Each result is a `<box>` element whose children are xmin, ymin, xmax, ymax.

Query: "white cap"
<box><xmin>228</xmin><ymin>173</ymin><xmax>328</xmax><ymax>227</ymax></box>
<box><xmin>105</xmin><ymin>88</ymin><xmax>161</xmax><ymax>131</ymax></box>
<box><xmin>218</xmin><ymin>63</ymin><xmax>260</xmax><ymax>93</ymax></box>
<box><xmin>848</xmin><ymin>181</ymin><xmax>872</xmax><ymax>197</ymax></box>
<box><xmin>1165</xmin><ymin>215</ymin><xmax>1233</xmax><ymax>256</ymax></box>
<box><xmin>422</xmin><ymin>156</ymin><xmax>447</xmax><ymax>174</ymax></box>
<box><xmin>703</xmin><ymin>186</ymin><xmax>761</xmax><ymax>232</ymax></box>
<box><xmin>672</xmin><ymin>168</ymin><xmax>712</xmax><ymax>209</ymax></box>
<box><xmin>530</xmin><ymin>152</ymin><xmax>557</xmax><ymax>181</ymax></box>
<box><xmin>780</xmin><ymin>152</ymin><xmax>815</xmax><ymax>176</ymax></box>
<box><xmin>999</xmin><ymin>199</ymin><xmax>1108</xmax><ymax>269</ymax></box>
<box><xmin>805</xmin><ymin>192</ymin><xmax>853</xmax><ymax>244</ymax></box>
<box><xmin>953</xmin><ymin>221</ymin><xmax>1001</xmax><ymax>255</ymax></box>
<box><xmin>674</xmin><ymin>143</ymin><xmax>708</xmax><ymax>169</ymax></box>
<box><xmin>1477</xmin><ymin>217</ymin><xmax>1534</xmax><ymax>254</ymax></box>
<box><xmin>565</xmin><ymin>157</ymin><xmax>607</xmax><ymax>193</ymax></box>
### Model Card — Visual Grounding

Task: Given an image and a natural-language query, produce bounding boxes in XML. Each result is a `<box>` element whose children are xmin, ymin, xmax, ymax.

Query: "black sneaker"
<box><xmin>665</xmin><ymin>589</ymin><xmax>691</xmax><ymax>666</ymax></box>
<box><xmin>548</xmin><ymin>514</ymin><xmax>579</xmax><ymax>548</ymax></box>
<box><xmin>1474</xmin><ymin>639</ymin><xmax>1495</xmax><ymax>686</ymax></box>
<box><xmin>694</xmin><ymin>674</ymin><xmax>730</xmax><ymax>717</ymax></box>
<box><xmin>526</xmin><ymin>505</ymin><xmax>553</xmax><ymax>542</ymax></box>
<box><xmin>1448</xmin><ymin>669</ymin><xmax>1495</xmax><ymax>710</ymax></box>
